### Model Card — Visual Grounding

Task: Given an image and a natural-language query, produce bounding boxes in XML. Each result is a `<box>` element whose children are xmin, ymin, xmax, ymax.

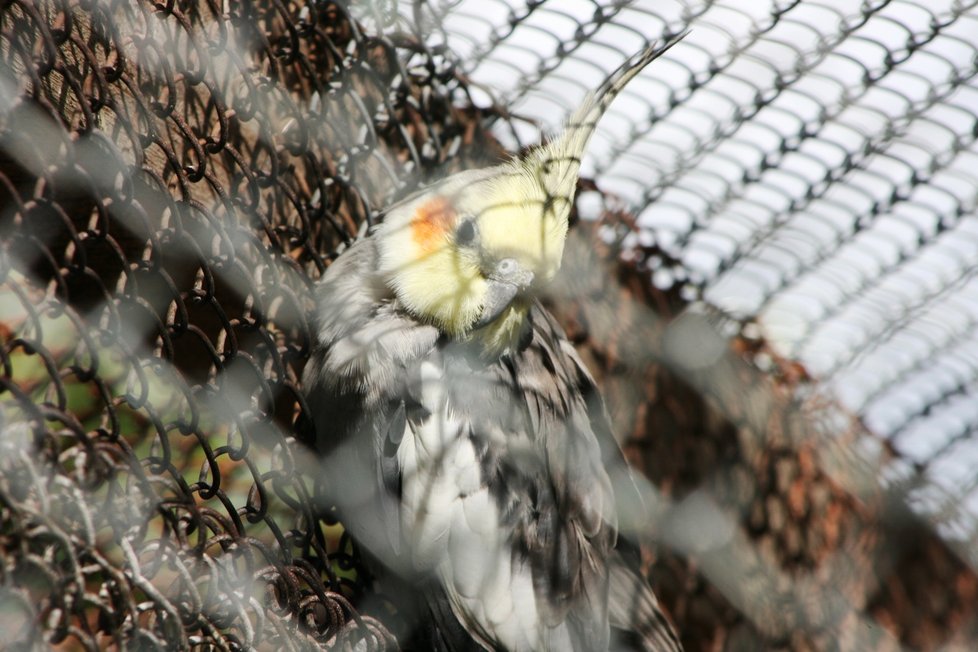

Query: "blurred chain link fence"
<box><xmin>1</xmin><ymin>0</ymin><xmax>976</xmax><ymax>650</ymax></box>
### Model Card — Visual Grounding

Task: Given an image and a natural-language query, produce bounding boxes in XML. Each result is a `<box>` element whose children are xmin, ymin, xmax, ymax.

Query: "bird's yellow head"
<box><xmin>375</xmin><ymin>34</ymin><xmax>686</xmax><ymax>351</ymax></box>
<box><xmin>376</xmin><ymin>164</ymin><xmax>568</xmax><ymax>349</ymax></box>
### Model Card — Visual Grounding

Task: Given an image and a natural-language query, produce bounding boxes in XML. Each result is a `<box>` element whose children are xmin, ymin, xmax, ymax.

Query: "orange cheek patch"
<box><xmin>411</xmin><ymin>196</ymin><xmax>456</xmax><ymax>252</ymax></box>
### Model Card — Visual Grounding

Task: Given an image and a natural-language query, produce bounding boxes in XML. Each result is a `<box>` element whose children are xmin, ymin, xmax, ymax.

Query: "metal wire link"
<box><xmin>0</xmin><ymin>0</ymin><xmax>481</xmax><ymax>647</ymax></box>
<box><xmin>3</xmin><ymin>0</ymin><xmax>978</xmax><ymax>650</ymax></box>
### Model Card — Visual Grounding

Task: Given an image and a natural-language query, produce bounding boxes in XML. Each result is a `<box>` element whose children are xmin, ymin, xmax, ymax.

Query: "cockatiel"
<box><xmin>304</xmin><ymin>35</ymin><xmax>686</xmax><ymax>652</ymax></box>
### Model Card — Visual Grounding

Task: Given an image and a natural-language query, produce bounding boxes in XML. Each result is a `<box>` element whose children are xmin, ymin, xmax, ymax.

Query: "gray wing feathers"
<box><xmin>304</xmin><ymin>238</ymin><xmax>438</xmax><ymax>566</ymax></box>
<box><xmin>529</xmin><ymin>306</ymin><xmax>681</xmax><ymax>652</ymax></box>
<box><xmin>500</xmin><ymin>305</ymin><xmax>618</xmax><ymax>650</ymax></box>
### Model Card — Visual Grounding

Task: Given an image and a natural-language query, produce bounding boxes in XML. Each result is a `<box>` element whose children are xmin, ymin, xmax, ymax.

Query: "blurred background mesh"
<box><xmin>1</xmin><ymin>0</ymin><xmax>976</xmax><ymax>650</ymax></box>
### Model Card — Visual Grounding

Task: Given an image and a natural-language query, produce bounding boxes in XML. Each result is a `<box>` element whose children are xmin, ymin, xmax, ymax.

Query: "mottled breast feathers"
<box><xmin>304</xmin><ymin>236</ymin><xmax>681</xmax><ymax>651</ymax></box>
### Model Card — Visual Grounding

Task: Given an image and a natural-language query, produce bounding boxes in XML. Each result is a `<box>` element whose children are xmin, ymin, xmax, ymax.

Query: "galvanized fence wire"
<box><xmin>0</xmin><ymin>0</ymin><xmax>469</xmax><ymax>648</ymax></box>
<box><xmin>431</xmin><ymin>1</ymin><xmax>978</xmax><ymax>648</ymax></box>
<box><xmin>1</xmin><ymin>0</ymin><xmax>978</xmax><ymax>650</ymax></box>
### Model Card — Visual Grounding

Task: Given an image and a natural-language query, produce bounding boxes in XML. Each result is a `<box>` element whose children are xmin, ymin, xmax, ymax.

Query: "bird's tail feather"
<box><xmin>608</xmin><ymin>550</ymin><xmax>684</xmax><ymax>652</ymax></box>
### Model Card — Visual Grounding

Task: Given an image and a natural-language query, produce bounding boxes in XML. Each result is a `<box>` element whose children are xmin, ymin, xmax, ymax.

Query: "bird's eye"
<box><xmin>455</xmin><ymin>218</ymin><xmax>478</xmax><ymax>247</ymax></box>
<box><xmin>496</xmin><ymin>258</ymin><xmax>517</xmax><ymax>275</ymax></box>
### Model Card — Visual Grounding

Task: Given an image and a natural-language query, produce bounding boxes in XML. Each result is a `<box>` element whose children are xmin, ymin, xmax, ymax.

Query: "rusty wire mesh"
<box><xmin>1</xmin><ymin>0</ymin><xmax>977</xmax><ymax>650</ymax></box>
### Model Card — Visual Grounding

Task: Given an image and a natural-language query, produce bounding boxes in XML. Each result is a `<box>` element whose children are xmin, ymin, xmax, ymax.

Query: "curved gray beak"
<box><xmin>472</xmin><ymin>258</ymin><xmax>534</xmax><ymax>329</ymax></box>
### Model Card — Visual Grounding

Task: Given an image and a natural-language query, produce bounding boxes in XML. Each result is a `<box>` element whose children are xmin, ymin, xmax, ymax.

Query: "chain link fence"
<box><xmin>1</xmin><ymin>0</ymin><xmax>976</xmax><ymax>650</ymax></box>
